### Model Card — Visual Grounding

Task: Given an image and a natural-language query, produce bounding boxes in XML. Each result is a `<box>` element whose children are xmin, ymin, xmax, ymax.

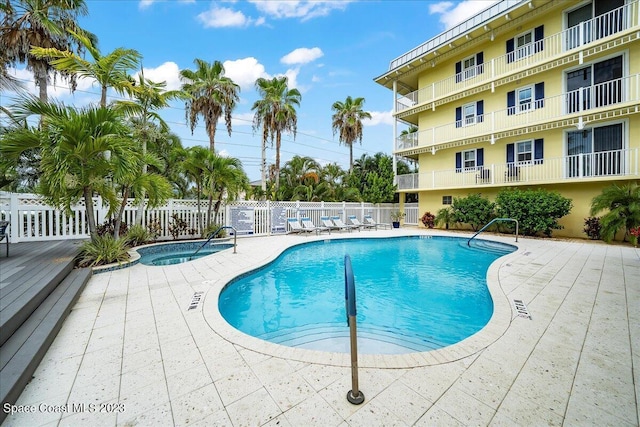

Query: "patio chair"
<box><xmin>331</xmin><ymin>216</ymin><xmax>359</xmax><ymax>232</ymax></box>
<box><xmin>301</xmin><ymin>217</ymin><xmax>331</xmax><ymax>235</ymax></box>
<box><xmin>287</xmin><ymin>218</ymin><xmax>313</xmax><ymax>234</ymax></box>
<box><xmin>363</xmin><ymin>215</ymin><xmax>391</xmax><ymax>230</ymax></box>
<box><xmin>348</xmin><ymin>215</ymin><xmax>375</xmax><ymax>231</ymax></box>
<box><xmin>320</xmin><ymin>216</ymin><xmax>348</xmax><ymax>232</ymax></box>
<box><xmin>0</xmin><ymin>221</ymin><xmax>8</xmax><ymax>257</ymax></box>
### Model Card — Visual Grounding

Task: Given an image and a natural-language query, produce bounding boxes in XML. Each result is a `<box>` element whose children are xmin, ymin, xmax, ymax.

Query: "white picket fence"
<box><xmin>0</xmin><ymin>192</ymin><xmax>419</xmax><ymax>243</ymax></box>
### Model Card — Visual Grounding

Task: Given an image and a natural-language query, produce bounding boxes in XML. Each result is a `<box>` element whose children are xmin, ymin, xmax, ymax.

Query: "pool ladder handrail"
<box><xmin>467</xmin><ymin>218</ymin><xmax>518</xmax><ymax>246</ymax></box>
<box><xmin>190</xmin><ymin>225</ymin><xmax>237</xmax><ymax>260</ymax></box>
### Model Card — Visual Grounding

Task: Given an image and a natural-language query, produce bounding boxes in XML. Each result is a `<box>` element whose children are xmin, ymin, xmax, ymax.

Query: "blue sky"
<box><xmin>5</xmin><ymin>0</ymin><xmax>498</xmax><ymax>181</ymax></box>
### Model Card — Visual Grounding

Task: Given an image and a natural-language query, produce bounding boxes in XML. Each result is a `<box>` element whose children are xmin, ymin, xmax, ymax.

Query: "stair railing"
<box><xmin>190</xmin><ymin>225</ymin><xmax>237</xmax><ymax>260</ymax></box>
<box><xmin>467</xmin><ymin>218</ymin><xmax>518</xmax><ymax>246</ymax></box>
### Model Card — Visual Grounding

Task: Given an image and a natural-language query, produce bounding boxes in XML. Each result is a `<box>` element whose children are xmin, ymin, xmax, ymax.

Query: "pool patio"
<box><xmin>2</xmin><ymin>229</ymin><xmax>639</xmax><ymax>426</ymax></box>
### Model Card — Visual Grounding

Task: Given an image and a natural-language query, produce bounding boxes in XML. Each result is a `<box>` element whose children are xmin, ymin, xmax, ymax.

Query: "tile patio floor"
<box><xmin>2</xmin><ymin>229</ymin><xmax>639</xmax><ymax>426</ymax></box>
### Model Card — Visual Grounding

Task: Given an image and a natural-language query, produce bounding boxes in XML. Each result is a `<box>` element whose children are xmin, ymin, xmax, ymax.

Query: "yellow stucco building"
<box><xmin>375</xmin><ymin>0</ymin><xmax>640</xmax><ymax>238</ymax></box>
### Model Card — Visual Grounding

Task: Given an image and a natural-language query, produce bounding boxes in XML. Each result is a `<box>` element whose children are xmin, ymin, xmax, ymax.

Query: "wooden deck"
<box><xmin>0</xmin><ymin>239</ymin><xmax>91</xmax><ymax>422</ymax></box>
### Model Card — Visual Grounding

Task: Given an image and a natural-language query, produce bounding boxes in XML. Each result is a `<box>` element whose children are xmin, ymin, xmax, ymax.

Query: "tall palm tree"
<box><xmin>1</xmin><ymin>97</ymin><xmax>141</xmax><ymax>238</ymax></box>
<box><xmin>182</xmin><ymin>145</ymin><xmax>209</xmax><ymax>233</ymax></box>
<box><xmin>0</xmin><ymin>0</ymin><xmax>91</xmax><ymax>101</ymax></box>
<box><xmin>251</xmin><ymin>76</ymin><xmax>301</xmax><ymax>192</ymax></box>
<box><xmin>590</xmin><ymin>182</ymin><xmax>640</xmax><ymax>242</ymax></box>
<box><xmin>203</xmin><ymin>153</ymin><xmax>249</xmax><ymax>225</ymax></box>
<box><xmin>180</xmin><ymin>59</ymin><xmax>239</xmax><ymax>152</ymax></box>
<box><xmin>30</xmin><ymin>30</ymin><xmax>141</xmax><ymax>107</ymax></box>
<box><xmin>115</xmin><ymin>73</ymin><xmax>185</xmax><ymax>224</ymax></box>
<box><xmin>331</xmin><ymin>96</ymin><xmax>371</xmax><ymax>173</ymax></box>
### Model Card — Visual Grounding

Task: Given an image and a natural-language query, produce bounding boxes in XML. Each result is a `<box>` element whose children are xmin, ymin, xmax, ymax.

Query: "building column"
<box><xmin>392</xmin><ymin>80</ymin><xmax>398</xmax><ymax>182</ymax></box>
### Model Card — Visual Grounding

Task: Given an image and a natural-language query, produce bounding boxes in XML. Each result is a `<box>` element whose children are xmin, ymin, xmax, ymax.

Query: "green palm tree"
<box><xmin>1</xmin><ymin>97</ymin><xmax>141</xmax><ymax>238</ymax></box>
<box><xmin>115</xmin><ymin>73</ymin><xmax>185</xmax><ymax>224</ymax></box>
<box><xmin>331</xmin><ymin>96</ymin><xmax>371</xmax><ymax>173</ymax></box>
<box><xmin>590</xmin><ymin>182</ymin><xmax>640</xmax><ymax>243</ymax></box>
<box><xmin>203</xmin><ymin>154</ymin><xmax>249</xmax><ymax>224</ymax></box>
<box><xmin>30</xmin><ymin>30</ymin><xmax>141</xmax><ymax>107</ymax></box>
<box><xmin>182</xmin><ymin>145</ymin><xmax>209</xmax><ymax>233</ymax></box>
<box><xmin>1</xmin><ymin>0</ymin><xmax>91</xmax><ymax>101</ymax></box>
<box><xmin>251</xmin><ymin>76</ymin><xmax>301</xmax><ymax>192</ymax></box>
<box><xmin>180</xmin><ymin>59</ymin><xmax>239</xmax><ymax>152</ymax></box>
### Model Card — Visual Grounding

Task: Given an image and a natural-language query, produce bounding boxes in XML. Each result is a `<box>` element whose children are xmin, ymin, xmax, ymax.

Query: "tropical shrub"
<box><xmin>202</xmin><ymin>223</ymin><xmax>227</xmax><ymax>239</ymax></box>
<box><xmin>125</xmin><ymin>225</ymin><xmax>155</xmax><ymax>247</ymax></box>
<box><xmin>435</xmin><ymin>207</ymin><xmax>453</xmax><ymax>229</ymax></box>
<box><xmin>590</xmin><ymin>183</ymin><xmax>640</xmax><ymax>243</ymax></box>
<box><xmin>451</xmin><ymin>194</ymin><xmax>495</xmax><ymax>231</ymax></box>
<box><xmin>495</xmin><ymin>188</ymin><xmax>572</xmax><ymax>237</ymax></box>
<box><xmin>630</xmin><ymin>226</ymin><xmax>640</xmax><ymax>247</ymax></box>
<box><xmin>77</xmin><ymin>235</ymin><xmax>129</xmax><ymax>267</ymax></box>
<box><xmin>96</xmin><ymin>219</ymin><xmax>128</xmax><ymax>238</ymax></box>
<box><xmin>583</xmin><ymin>217</ymin><xmax>602</xmax><ymax>240</ymax></box>
<box><xmin>420</xmin><ymin>211</ymin><xmax>435</xmax><ymax>228</ymax></box>
<box><xmin>168</xmin><ymin>214</ymin><xmax>197</xmax><ymax>240</ymax></box>
<box><xmin>146</xmin><ymin>219</ymin><xmax>162</xmax><ymax>237</ymax></box>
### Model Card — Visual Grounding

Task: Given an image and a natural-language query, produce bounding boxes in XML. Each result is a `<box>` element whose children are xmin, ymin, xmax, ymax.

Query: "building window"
<box><xmin>442</xmin><ymin>196</ymin><xmax>452</xmax><ymax>205</ymax></box>
<box><xmin>506</xmin><ymin>139</ymin><xmax>544</xmax><ymax>167</ymax></box>
<box><xmin>508</xmin><ymin>83</ymin><xmax>544</xmax><ymax>115</ymax></box>
<box><xmin>455</xmin><ymin>52</ymin><xmax>484</xmax><ymax>83</ymax></box>
<box><xmin>507</xmin><ymin>25</ymin><xmax>544</xmax><ymax>63</ymax></box>
<box><xmin>463</xmin><ymin>103</ymin><xmax>476</xmax><ymax>126</ymax></box>
<box><xmin>565</xmin><ymin>55</ymin><xmax>623</xmax><ymax>114</ymax></box>
<box><xmin>516</xmin><ymin>141</ymin><xmax>533</xmax><ymax>163</ymax></box>
<box><xmin>456</xmin><ymin>148</ymin><xmax>484</xmax><ymax>172</ymax></box>
<box><xmin>515</xmin><ymin>30</ymin><xmax>533</xmax><ymax>60</ymax></box>
<box><xmin>464</xmin><ymin>149</ymin><xmax>476</xmax><ymax>169</ymax></box>
<box><xmin>456</xmin><ymin>101</ymin><xmax>484</xmax><ymax>127</ymax></box>
<box><xmin>566</xmin><ymin>122</ymin><xmax>624</xmax><ymax>177</ymax></box>
<box><xmin>517</xmin><ymin>87</ymin><xmax>533</xmax><ymax>112</ymax></box>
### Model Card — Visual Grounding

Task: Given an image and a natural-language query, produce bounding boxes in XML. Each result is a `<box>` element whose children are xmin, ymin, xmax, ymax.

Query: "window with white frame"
<box><xmin>462</xmin><ymin>55</ymin><xmax>476</xmax><ymax>80</ymax></box>
<box><xmin>516</xmin><ymin>140</ymin><xmax>533</xmax><ymax>163</ymax></box>
<box><xmin>463</xmin><ymin>149</ymin><xmax>476</xmax><ymax>169</ymax></box>
<box><xmin>515</xmin><ymin>30</ymin><xmax>533</xmax><ymax>60</ymax></box>
<box><xmin>517</xmin><ymin>86</ymin><xmax>533</xmax><ymax>112</ymax></box>
<box><xmin>463</xmin><ymin>103</ymin><xmax>476</xmax><ymax>126</ymax></box>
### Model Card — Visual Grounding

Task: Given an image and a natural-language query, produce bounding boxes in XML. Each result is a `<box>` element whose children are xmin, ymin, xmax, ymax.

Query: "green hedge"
<box><xmin>495</xmin><ymin>188</ymin><xmax>572</xmax><ymax>237</ymax></box>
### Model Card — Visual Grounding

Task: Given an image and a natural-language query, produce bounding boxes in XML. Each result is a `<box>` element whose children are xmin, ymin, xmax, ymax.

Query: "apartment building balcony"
<box><xmin>395</xmin><ymin>1</ymin><xmax>639</xmax><ymax>118</ymax></box>
<box><xmin>396</xmin><ymin>148</ymin><xmax>639</xmax><ymax>191</ymax></box>
<box><xmin>395</xmin><ymin>74</ymin><xmax>640</xmax><ymax>155</ymax></box>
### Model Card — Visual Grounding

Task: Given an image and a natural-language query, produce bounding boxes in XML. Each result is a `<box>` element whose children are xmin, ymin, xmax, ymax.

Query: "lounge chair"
<box><xmin>301</xmin><ymin>217</ymin><xmax>331</xmax><ymax>235</ymax></box>
<box><xmin>0</xmin><ymin>221</ymin><xmax>8</xmax><ymax>257</ymax></box>
<box><xmin>331</xmin><ymin>216</ymin><xmax>359</xmax><ymax>232</ymax></box>
<box><xmin>287</xmin><ymin>218</ymin><xmax>313</xmax><ymax>234</ymax></box>
<box><xmin>348</xmin><ymin>215</ymin><xmax>375</xmax><ymax>231</ymax></box>
<box><xmin>320</xmin><ymin>216</ymin><xmax>348</xmax><ymax>232</ymax></box>
<box><xmin>363</xmin><ymin>215</ymin><xmax>391</xmax><ymax>230</ymax></box>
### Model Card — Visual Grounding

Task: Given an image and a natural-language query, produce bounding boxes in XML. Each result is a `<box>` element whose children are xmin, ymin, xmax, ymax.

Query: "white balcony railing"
<box><xmin>396</xmin><ymin>148</ymin><xmax>639</xmax><ymax>190</ymax></box>
<box><xmin>395</xmin><ymin>74</ymin><xmax>640</xmax><ymax>151</ymax></box>
<box><xmin>395</xmin><ymin>1</ymin><xmax>639</xmax><ymax>113</ymax></box>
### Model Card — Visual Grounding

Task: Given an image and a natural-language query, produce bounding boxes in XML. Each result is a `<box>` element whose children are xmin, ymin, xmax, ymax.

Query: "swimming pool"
<box><xmin>219</xmin><ymin>236</ymin><xmax>516</xmax><ymax>354</ymax></box>
<box><xmin>136</xmin><ymin>241</ymin><xmax>234</xmax><ymax>266</ymax></box>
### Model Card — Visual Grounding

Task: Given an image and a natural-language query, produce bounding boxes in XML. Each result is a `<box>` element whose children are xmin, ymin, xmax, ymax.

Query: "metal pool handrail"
<box><xmin>467</xmin><ymin>218</ymin><xmax>518</xmax><ymax>246</ymax></box>
<box><xmin>344</xmin><ymin>255</ymin><xmax>364</xmax><ymax>405</ymax></box>
<box><xmin>190</xmin><ymin>225</ymin><xmax>237</xmax><ymax>260</ymax></box>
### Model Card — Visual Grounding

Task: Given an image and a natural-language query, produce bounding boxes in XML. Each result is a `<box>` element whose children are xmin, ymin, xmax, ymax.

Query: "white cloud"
<box><xmin>366</xmin><ymin>110</ymin><xmax>394</xmax><ymax>127</ymax></box>
<box><xmin>139</xmin><ymin>0</ymin><xmax>194</xmax><ymax>10</ymax></box>
<box><xmin>280</xmin><ymin>47</ymin><xmax>323</xmax><ymax>65</ymax></box>
<box><xmin>429</xmin><ymin>0</ymin><xmax>500</xmax><ymax>29</ymax></box>
<box><xmin>282</xmin><ymin>68</ymin><xmax>301</xmax><ymax>92</ymax></box>
<box><xmin>139</xmin><ymin>62</ymin><xmax>181</xmax><ymax>90</ymax></box>
<box><xmin>223</xmin><ymin>57</ymin><xmax>269</xmax><ymax>90</ymax></box>
<box><xmin>249</xmin><ymin>0</ymin><xmax>352</xmax><ymax>21</ymax></box>
<box><xmin>230</xmin><ymin>112</ymin><xmax>255</xmax><ymax>127</ymax></box>
<box><xmin>197</xmin><ymin>6</ymin><xmax>249</xmax><ymax>28</ymax></box>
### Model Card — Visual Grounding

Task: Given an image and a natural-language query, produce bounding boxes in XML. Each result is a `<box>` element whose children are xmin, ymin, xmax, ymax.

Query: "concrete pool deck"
<box><xmin>2</xmin><ymin>229</ymin><xmax>638</xmax><ymax>426</ymax></box>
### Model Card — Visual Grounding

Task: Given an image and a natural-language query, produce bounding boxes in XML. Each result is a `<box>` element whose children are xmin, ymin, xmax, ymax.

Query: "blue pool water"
<box><xmin>137</xmin><ymin>241</ymin><xmax>234</xmax><ymax>266</ymax></box>
<box><xmin>219</xmin><ymin>236</ymin><xmax>515</xmax><ymax>354</ymax></box>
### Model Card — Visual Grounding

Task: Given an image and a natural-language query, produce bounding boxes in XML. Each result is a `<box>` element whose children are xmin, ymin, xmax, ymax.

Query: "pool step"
<box><xmin>256</xmin><ymin>322</ymin><xmax>447</xmax><ymax>354</ymax></box>
<box><xmin>465</xmin><ymin>239</ymin><xmax>514</xmax><ymax>255</ymax></box>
